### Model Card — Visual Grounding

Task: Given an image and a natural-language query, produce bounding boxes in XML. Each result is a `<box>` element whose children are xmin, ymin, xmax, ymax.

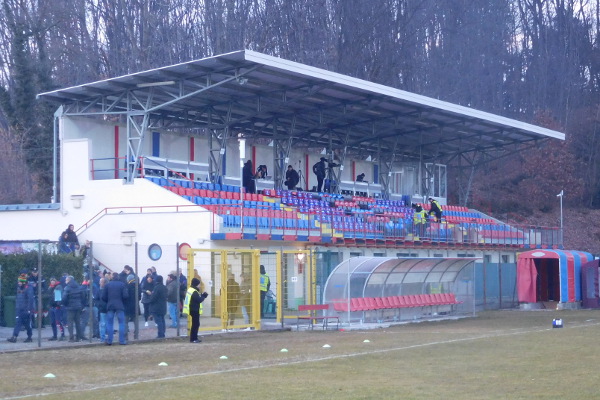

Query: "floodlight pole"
<box><xmin>557</xmin><ymin>190</ymin><xmax>564</xmax><ymax>246</ymax></box>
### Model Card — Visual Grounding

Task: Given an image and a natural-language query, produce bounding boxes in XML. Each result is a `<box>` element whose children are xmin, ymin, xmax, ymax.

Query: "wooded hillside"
<box><xmin>0</xmin><ymin>1</ymin><xmax>598</xmax><ymax>247</ymax></box>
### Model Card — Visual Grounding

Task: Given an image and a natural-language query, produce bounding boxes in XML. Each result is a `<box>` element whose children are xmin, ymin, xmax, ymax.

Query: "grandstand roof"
<box><xmin>38</xmin><ymin>50</ymin><xmax>564</xmax><ymax>163</ymax></box>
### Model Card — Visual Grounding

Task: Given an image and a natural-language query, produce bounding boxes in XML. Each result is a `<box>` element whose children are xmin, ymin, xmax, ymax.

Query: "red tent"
<box><xmin>517</xmin><ymin>250</ymin><xmax>593</xmax><ymax>304</ymax></box>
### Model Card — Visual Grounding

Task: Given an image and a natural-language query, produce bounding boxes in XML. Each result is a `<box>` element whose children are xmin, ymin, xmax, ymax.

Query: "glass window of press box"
<box><xmin>322</xmin><ymin>257</ymin><xmax>476</xmax><ymax>322</ymax></box>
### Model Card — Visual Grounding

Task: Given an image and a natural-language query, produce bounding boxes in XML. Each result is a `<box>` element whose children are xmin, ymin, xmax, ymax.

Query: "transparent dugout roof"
<box><xmin>323</xmin><ymin>256</ymin><xmax>478</xmax><ymax>301</ymax></box>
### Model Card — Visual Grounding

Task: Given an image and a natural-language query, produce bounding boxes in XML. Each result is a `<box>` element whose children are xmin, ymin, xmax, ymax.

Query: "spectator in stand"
<box><xmin>58</xmin><ymin>232</ymin><xmax>73</xmax><ymax>254</ymax></box>
<box><xmin>183</xmin><ymin>278</ymin><xmax>208</xmax><ymax>343</ymax></box>
<box><xmin>150</xmin><ymin>266</ymin><xmax>158</xmax><ymax>280</ymax></box>
<box><xmin>47</xmin><ymin>277</ymin><xmax>66</xmax><ymax>341</ymax></box>
<box><xmin>255</xmin><ymin>164</ymin><xmax>268</xmax><ymax>179</ymax></box>
<box><xmin>284</xmin><ymin>165</ymin><xmax>300</xmax><ymax>190</ymax></box>
<box><xmin>428</xmin><ymin>197</ymin><xmax>443</xmax><ymax>223</ymax></box>
<box><xmin>412</xmin><ymin>203</ymin><xmax>427</xmax><ymax>237</ymax></box>
<box><xmin>103</xmin><ymin>272</ymin><xmax>129</xmax><ymax>345</ymax></box>
<box><xmin>62</xmin><ymin>275</ymin><xmax>85</xmax><ymax>342</ymax></box>
<box><xmin>7</xmin><ymin>274</ymin><xmax>34</xmax><ymax>343</ymax></box>
<box><xmin>166</xmin><ymin>273</ymin><xmax>179</xmax><ymax>328</ymax></box>
<box><xmin>312</xmin><ymin>157</ymin><xmax>327</xmax><ymax>192</ymax></box>
<box><xmin>146</xmin><ymin>275</ymin><xmax>167</xmax><ymax>338</ymax></box>
<box><xmin>140</xmin><ymin>270</ymin><xmax>155</xmax><ymax>327</ymax></box>
<box><xmin>242</xmin><ymin>160</ymin><xmax>256</xmax><ymax>194</ymax></box>
<box><xmin>356</xmin><ymin>173</ymin><xmax>366</xmax><ymax>182</ymax></box>
<box><xmin>62</xmin><ymin>224</ymin><xmax>80</xmax><ymax>253</ymax></box>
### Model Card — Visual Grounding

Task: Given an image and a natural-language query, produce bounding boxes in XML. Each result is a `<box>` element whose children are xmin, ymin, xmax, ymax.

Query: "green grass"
<box><xmin>2</xmin><ymin>310</ymin><xmax>600</xmax><ymax>399</ymax></box>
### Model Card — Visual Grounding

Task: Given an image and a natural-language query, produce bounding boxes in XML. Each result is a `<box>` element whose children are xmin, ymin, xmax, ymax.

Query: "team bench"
<box><xmin>296</xmin><ymin>304</ymin><xmax>340</xmax><ymax>331</ymax></box>
<box><xmin>332</xmin><ymin>293</ymin><xmax>463</xmax><ymax>320</ymax></box>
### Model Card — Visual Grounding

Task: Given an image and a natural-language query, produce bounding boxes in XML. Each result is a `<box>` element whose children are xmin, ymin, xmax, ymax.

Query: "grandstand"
<box><xmin>0</xmin><ymin>50</ymin><xmax>567</xmax><ymax>325</ymax></box>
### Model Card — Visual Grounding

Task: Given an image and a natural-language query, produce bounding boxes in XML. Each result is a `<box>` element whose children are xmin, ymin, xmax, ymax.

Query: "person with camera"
<box><xmin>255</xmin><ymin>164</ymin><xmax>268</xmax><ymax>179</ymax></box>
<box><xmin>285</xmin><ymin>165</ymin><xmax>300</xmax><ymax>190</ymax></box>
<box><xmin>312</xmin><ymin>157</ymin><xmax>327</xmax><ymax>192</ymax></box>
<box><xmin>183</xmin><ymin>277</ymin><xmax>208</xmax><ymax>343</ymax></box>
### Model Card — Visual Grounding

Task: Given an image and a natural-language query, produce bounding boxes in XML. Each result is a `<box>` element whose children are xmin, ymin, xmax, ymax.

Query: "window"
<box><xmin>397</xmin><ymin>252</ymin><xmax>418</xmax><ymax>257</ymax></box>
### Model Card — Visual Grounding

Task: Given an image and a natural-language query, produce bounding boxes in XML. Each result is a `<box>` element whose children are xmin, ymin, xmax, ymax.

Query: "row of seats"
<box><xmin>332</xmin><ymin>293</ymin><xmax>461</xmax><ymax>313</ymax></box>
<box><xmin>147</xmin><ymin>176</ymin><xmax>240</xmax><ymax>192</ymax></box>
<box><xmin>479</xmin><ymin>230</ymin><xmax>525</xmax><ymax>239</ymax></box>
<box><xmin>147</xmin><ymin>176</ymin><xmax>533</xmax><ymax>246</ymax></box>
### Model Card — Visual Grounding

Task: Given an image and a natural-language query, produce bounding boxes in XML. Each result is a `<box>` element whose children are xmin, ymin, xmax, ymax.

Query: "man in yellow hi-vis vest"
<box><xmin>259</xmin><ymin>265</ymin><xmax>270</xmax><ymax>318</ymax></box>
<box><xmin>412</xmin><ymin>203</ymin><xmax>427</xmax><ymax>237</ymax></box>
<box><xmin>183</xmin><ymin>278</ymin><xmax>208</xmax><ymax>343</ymax></box>
<box><xmin>428</xmin><ymin>197</ymin><xmax>443</xmax><ymax>222</ymax></box>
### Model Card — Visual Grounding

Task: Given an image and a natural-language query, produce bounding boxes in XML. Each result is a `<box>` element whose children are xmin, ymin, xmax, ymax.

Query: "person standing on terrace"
<box><xmin>428</xmin><ymin>197</ymin><xmax>443</xmax><ymax>223</ymax></box>
<box><xmin>243</xmin><ymin>160</ymin><xmax>256</xmax><ymax>194</ymax></box>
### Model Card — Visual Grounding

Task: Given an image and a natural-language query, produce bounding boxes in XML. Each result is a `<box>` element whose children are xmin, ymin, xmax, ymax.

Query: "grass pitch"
<box><xmin>2</xmin><ymin>309</ymin><xmax>600</xmax><ymax>400</ymax></box>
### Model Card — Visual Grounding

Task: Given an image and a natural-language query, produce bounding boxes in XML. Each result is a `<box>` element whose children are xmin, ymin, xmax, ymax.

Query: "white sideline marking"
<box><xmin>5</xmin><ymin>322</ymin><xmax>598</xmax><ymax>399</ymax></box>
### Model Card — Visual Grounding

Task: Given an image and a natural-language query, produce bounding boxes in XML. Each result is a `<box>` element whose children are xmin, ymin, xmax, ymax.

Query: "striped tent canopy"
<box><xmin>517</xmin><ymin>250</ymin><xmax>594</xmax><ymax>304</ymax></box>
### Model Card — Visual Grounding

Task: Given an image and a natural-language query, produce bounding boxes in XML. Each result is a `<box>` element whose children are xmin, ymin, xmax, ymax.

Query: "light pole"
<box><xmin>557</xmin><ymin>190</ymin><xmax>564</xmax><ymax>246</ymax></box>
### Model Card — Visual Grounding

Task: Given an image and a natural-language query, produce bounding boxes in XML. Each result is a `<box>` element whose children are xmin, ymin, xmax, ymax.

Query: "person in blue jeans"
<box><xmin>97</xmin><ymin>277</ymin><xmax>108</xmax><ymax>342</ymax></box>
<box><xmin>102</xmin><ymin>272</ymin><xmax>129</xmax><ymax>345</ymax></box>
<box><xmin>166</xmin><ymin>273</ymin><xmax>179</xmax><ymax>328</ymax></box>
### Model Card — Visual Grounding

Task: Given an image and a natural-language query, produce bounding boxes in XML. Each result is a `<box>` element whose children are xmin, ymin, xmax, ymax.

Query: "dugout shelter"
<box><xmin>517</xmin><ymin>249</ymin><xmax>594</xmax><ymax>309</ymax></box>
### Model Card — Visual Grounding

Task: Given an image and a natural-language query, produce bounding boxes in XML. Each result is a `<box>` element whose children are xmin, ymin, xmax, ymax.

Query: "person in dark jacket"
<box><xmin>47</xmin><ymin>277</ymin><xmax>65</xmax><ymax>341</ymax></box>
<box><xmin>62</xmin><ymin>275</ymin><xmax>85</xmax><ymax>342</ymax></box>
<box><xmin>183</xmin><ymin>278</ymin><xmax>208</xmax><ymax>343</ymax></box>
<box><xmin>140</xmin><ymin>270</ymin><xmax>155</xmax><ymax>326</ymax></box>
<box><xmin>312</xmin><ymin>157</ymin><xmax>326</xmax><ymax>192</ymax></box>
<box><xmin>7</xmin><ymin>274</ymin><xmax>34</xmax><ymax>343</ymax></box>
<box><xmin>428</xmin><ymin>197</ymin><xmax>443</xmax><ymax>222</ymax></box>
<box><xmin>63</xmin><ymin>224</ymin><xmax>80</xmax><ymax>252</ymax></box>
<box><xmin>102</xmin><ymin>272</ymin><xmax>129</xmax><ymax>345</ymax></box>
<box><xmin>166</xmin><ymin>273</ymin><xmax>179</xmax><ymax>328</ymax></box>
<box><xmin>242</xmin><ymin>160</ymin><xmax>256</xmax><ymax>194</ymax></box>
<box><xmin>125</xmin><ymin>274</ymin><xmax>138</xmax><ymax>323</ymax></box>
<box><xmin>146</xmin><ymin>275</ymin><xmax>168</xmax><ymax>338</ymax></box>
<box><xmin>284</xmin><ymin>165</ymin><xmax>300</xmax><ymax>190</ymax></box>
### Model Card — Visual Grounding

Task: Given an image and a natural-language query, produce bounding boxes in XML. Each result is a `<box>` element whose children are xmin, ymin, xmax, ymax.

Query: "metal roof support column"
<box><xmin>208</xmin><ymin>105</ymin><xmax>230</xmax><ymax>183</ymax></box>
<box><xmin>379</xmin><ymin>134</ymin><xmax>399</xmax><ymax>200</ymax></box>
<box><xmin>126</xmin><ymin>112</ymin><xmax>150</xmax><ymax>183</ymax></box>
<box><xmin>272</xmin><ymin>116</ymin><xmax>295</xmax><ymax>190</ymax></box>
<box><xmin>325</xmin><ymin>129</ymin><xmax>341</xmax><ymax>194</ymax></box>
<box><xmin>125</xmin><ymin>87</ymin><xmax>156</xmax><ymax>183</ymax></box>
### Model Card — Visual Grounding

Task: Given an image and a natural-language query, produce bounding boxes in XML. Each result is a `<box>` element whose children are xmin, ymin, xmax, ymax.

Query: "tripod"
<box><xmin>297</xmin><ymin>160</ymin><xmax>307</xmax><ymax>191</ymax></box>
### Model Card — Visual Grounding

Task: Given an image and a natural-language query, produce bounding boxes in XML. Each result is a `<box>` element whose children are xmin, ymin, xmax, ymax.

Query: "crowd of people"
<box><xmin>6</xmin><ymin>263</ymin><xmax>209</xmax><ymax>346</ymax></box>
